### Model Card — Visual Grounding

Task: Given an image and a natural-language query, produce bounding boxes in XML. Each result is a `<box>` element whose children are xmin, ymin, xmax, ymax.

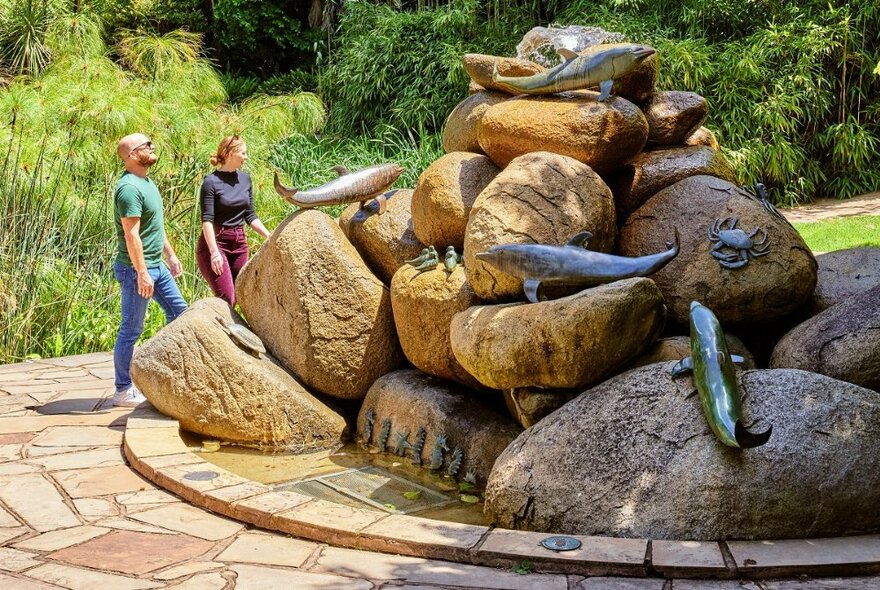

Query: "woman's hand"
<box><xmin>210</xmin><ymin>252</ymin><xmax>224</xmax><ymax>276</ymax></box>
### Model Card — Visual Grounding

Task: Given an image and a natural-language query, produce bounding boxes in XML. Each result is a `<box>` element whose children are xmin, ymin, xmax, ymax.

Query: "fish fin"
<box><xmin>523</xmin><ymin>279</ymin><xmax>541</xmax><ymax>303</ymax></box>
<box><xmin>557</xmin><ymin>47</ymin><xmax>578</xmax><ymax>62</ymax></box>
<box><xmin>374</xmin><ymin>193</ymin><xmax>388</xmax><ymax>215</ymax></box>
<box><xmin>566</xmin><ymin>231</ymin><xmax>593</xmax><ymax>249</ymax></box>
<box><xmin>734</xmin><ymin>420</ymin><xmax>772</xmax><ymax>448</ymax></box>
<box><xmin>731</xmin><ymin>354</ymin><xmax>746</xmax><ymax>365</ymax></box>
<box><xmin>597</xmin><ymin>79</ymin><xmax>613</xmax><ymax>101</ymax></box>
<box><xmin>273</xmin><ymin>171</ymin><xmax>299</xmax><ymax>200</ymax></box>
<box><xmin>671</xmin><ymin>357</ymin><xmax>693</xmax><ymax>377</ymax></box>
<box><xmin>332</xmin><ymin>165</ymin><xmax>350</xmax><ymax>176</ymax></box>
<box><xmin>666</xmin><ymin>227</ymin><xmax>680</xmax><ymax>252</ymax></box>
<box><xmin>491</xmin><ymin>59</ymin><xmax>499</xmax><ymax>82</ymax></box>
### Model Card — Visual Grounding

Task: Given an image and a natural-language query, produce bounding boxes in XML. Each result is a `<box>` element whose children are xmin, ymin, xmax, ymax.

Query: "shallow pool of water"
<box><xmin>180</xmin><ymin>431</ymin><xmax>488</xmax><ymax>526</ymax></box>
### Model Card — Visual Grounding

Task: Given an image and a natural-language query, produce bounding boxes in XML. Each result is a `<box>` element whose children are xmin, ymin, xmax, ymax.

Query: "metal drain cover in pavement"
<box><xmin>274</xmin><ymin>466</ymin><xmax>454</xmax><ymax>514</ymax></box>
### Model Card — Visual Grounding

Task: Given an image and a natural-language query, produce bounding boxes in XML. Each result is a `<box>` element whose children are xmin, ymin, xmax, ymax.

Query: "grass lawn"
<box><xmin>792</xmin><ymin>215</ymin><xmax>880</xmax><ymax>253</ymax></box>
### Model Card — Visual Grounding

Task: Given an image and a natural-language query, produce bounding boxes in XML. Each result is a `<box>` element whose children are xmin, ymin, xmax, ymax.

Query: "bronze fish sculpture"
<box><xmin>274</xmin><ymin>163</ymin><xmax>404</xmax><ymax>214</ymax></box>
<box><xmin>475</xmin><ymin>229</ymin><xmax>679</xmax><ymax>303</ymax></box>
<box><xmin>492</xmin><ymin>43</ymin><xmax>656</xmax><ymax>100</ymax></box>
<box><xmin>671</xmin><ymin>301</ymin><xmax>772</xmax><ymax>449</ymax></box>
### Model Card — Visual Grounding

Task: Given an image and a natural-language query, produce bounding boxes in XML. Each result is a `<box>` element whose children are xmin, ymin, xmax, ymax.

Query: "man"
<box><xmin>112</xmin><ymin>133</ymin><xmax>188</xmax><ymax>407</ymax></box>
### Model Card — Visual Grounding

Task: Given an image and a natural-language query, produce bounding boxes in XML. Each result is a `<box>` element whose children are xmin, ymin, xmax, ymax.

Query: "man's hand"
<box><xmin>168</xmin><ymin>255</ymin><xmax>183</xmax><ymax>279</ymax></box>
<box><xmin>137</xmin><ymin>270</ymin><xmax>154</xmax><ymax>298</ymax></box>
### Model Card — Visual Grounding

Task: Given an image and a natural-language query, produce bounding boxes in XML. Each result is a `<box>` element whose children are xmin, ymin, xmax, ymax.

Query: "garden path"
<box><xmin>0</xmin><ymin>354</ymin><xmax>878</xmax><ymax>589</ymax></box>
<box><xmin>781</xmin><ymin>191</ymin><xmax>880</xmax><ymax>223</ymax></box>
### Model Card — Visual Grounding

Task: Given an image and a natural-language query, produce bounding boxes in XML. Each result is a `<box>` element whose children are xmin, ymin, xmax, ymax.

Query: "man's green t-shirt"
<box><xmin>114</xmin><ymin>172</ymin><xmax>165</xmax><ymax>268</ymax></box>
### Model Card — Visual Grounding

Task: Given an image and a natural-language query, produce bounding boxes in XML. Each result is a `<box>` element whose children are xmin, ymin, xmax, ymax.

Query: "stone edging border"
<box><xmin>123</xmin><ymin>404</ymin><xmax>880</xmax><ymax>580</ymax></box>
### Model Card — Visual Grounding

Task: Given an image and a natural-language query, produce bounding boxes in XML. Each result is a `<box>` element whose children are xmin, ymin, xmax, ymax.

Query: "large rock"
<box><xmin>450</xmin><ymin>278</ymin><xmax>665</xmax><ymax>390</ymax></box>
<box><xmin>391</xmin><ymin>264</ymin><xmax>484</xmax><ymax>389</ymax></box>
<box><xmin>477</xmin><ymin>93</ymin><xmax>648</xmax><ymax>173</ymax></box>
<box><xmin>627</xmin><ymin>335</ymin><xmax>757</xmax><ymax>371</ymax></box>
<box><xmin>645</xmin><ymin>91</ymin><xmax>708</xmax><ymax>146</ymax></box>
<box><xmin>338</xmin><ymin>189</ymin><xmax>424</xmax><ymax>285</ymax></box>
<box><xmin>357</xmin><ymin>370</ymin><xmax>522</xmax><ymax>485</ymax></box>
<box><xmin>411</xmin><ymin>153</ymin><xmax>500</xmax><ymax>251</ymax></box>
<box><xmin>770</xmin><ymin>284</ymin><xmax>880</xmax><ymax>391</ymax></box>
<box><xmin>619</xmin><ymin>175</ymin><xmax>817</xmax><ymax>325</ymax></box>
<box><xmin>685</xmin><ymin>126</ymin><xmax>720</xmax><ymax>151</ymax></box>
<box><xmin>485</xmin><ymin>366</ymin><xmax>880</xmax><ymax>539</ymax></box>
<box><xmin>463</xmin><ymin>152</ymin><xmax>616</xmax><ymax>302</ymax></box>
<box><xmin>442</xmin><ymin>91</ymin><xmax>509</xmax><ymax>154</ymax></box>
<box><xmin>811</xmin><ymin>247</ymin><xmax>880</xmax><ymax>313</ymax></box>
<box><xmin>610</xmin><ymin>146</ymin><xmax>736</xmax><ymax>222</ymax></box>
<box><xmin>461</xmin><ymin>54</ymin><xmax>545</xmax><ymax>93</ymax></box>
<box><xmin>131</xmin><ymin>298</ymin><xmax>348</xmax><ymax>450</ymax></box>
<box><xmin>236</xmin><ymin>209</ymin><xmax>402</xmax><ymax>400</ymax></box>
<box><xmin>503</xmin><ymin>387</ymin><xmax>579</xmax><ymax>429</ymax></box>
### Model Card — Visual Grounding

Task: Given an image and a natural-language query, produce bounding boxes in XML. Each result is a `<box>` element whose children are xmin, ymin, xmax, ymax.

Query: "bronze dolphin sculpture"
<box><xmin>475</xmin><ymin>229</ymin><xmax>679</xmax><ymax>303</ymax></box>
<box><xmin>274</xmin><ymin>163</ymin><xmax>404</xmax><ymax>214</ymax></box>
<box><xmin>671</xmin><ymin>301</ymin><xmax>772</xmax><ymax>449</ymax></box>
<box><xmin>492</xmin><ymin>43</ymin><xmax>656</xmax><ymax>100</ymax></box>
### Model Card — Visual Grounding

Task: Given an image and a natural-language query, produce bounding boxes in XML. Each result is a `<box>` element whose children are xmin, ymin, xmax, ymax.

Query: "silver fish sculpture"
<box><xmin>492</xmin><ymin>43</ymin><xmax>656</xmax><ymax>100</ymax></box>
<box><xmin>274</xmin><ymin>163</ymin><xmax>404</xmax><ymax>214</ymax></box>
<box><xmin>476</xmin><ymin>229</ymin><xmax>680</xmax><ymax>303</ymax></box>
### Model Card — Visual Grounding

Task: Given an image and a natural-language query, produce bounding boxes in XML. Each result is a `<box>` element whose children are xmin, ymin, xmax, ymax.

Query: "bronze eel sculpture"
<box><xmin>274</xmin><ymin>163</ymin><xmax>404</xmax><ymax>214</ymax></box>
<box><xmin>492</xmin><ymin>43</ymin><xmax>656</xmax><ymax>100</ymax></box>
<box><xmin>671</xmin><ymin>301</ymin><xmax>772</xmax><ymax>449</ymax></box>
<box><xmin>475</xmin><ymin>229</ymin><xmax>679</xmax><ymax>303</ymax></box>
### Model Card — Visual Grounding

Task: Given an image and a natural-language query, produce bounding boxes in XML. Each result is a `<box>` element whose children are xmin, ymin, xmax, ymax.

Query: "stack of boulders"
<box><xmin>131</xmin><ymin>26</ymin><xmax>880</xmax><ymax>540</ymax></box>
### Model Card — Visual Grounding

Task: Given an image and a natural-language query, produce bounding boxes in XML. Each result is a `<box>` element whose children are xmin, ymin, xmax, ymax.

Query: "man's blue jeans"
<box><xmin>113</xmin><ymin>261</ymin><xmax>188</xmax><ymax>392</ymax></box>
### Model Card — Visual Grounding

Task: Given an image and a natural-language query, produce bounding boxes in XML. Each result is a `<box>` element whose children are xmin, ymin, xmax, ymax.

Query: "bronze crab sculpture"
<box><xmin>707</xmin><ymin>217</ymin><xmax>770</xmax><ymax>269</ymax></box>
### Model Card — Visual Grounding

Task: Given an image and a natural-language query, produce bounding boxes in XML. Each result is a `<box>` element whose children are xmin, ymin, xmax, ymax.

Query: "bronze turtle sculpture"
<box><xmin>215</xmin><ymin>316</ymin><xmax>266</xmax><ymax>358</ymax></box>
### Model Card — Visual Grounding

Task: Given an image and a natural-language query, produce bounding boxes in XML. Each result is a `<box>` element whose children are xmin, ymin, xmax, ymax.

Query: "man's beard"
<box><xmin>137</xmin><ymin>152</ymin><xmax>159</xmax><ymax>167</ymax></box>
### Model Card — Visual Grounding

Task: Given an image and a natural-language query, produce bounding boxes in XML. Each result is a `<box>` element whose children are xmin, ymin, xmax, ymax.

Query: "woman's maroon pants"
<box><xmin>196</xmin><ymin>225</ymin><xmax>249</xmax><ymax>306</ymax></box>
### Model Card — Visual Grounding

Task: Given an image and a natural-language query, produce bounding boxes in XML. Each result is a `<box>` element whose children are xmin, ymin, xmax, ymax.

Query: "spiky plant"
<box><xmin>115</xmin><ymin>28</ymin><xmax>202</xmax><ymax>79</ymax></box>
<box><xmin>0</xmin><ymin>0</ymin><xmax>60</xmax><ymax>75</ymax></box>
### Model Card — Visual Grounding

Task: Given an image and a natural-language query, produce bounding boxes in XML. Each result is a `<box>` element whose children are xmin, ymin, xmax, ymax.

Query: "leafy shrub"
<box><xmin>319</xmin><ymin>0</ymin><xmax>525</xmax><ymax>134</ymax></box>
<box><xmin>82</xmin><ymin>0</ymin><xmax>210</xmax><ymax>36</ymax></box>
<box><xmin>213</xmin><ymin>0</ymin><xmax>323</xmax><ymax>75</ymax></box>
<box><xmin>259</xmin><ymin>69</ymin><xmax>319</xmax><ymax>95</ymax></box>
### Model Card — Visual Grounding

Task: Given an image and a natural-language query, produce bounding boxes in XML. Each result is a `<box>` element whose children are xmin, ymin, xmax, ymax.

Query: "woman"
<box><xmin>196</xmin><ymin>135</ymin><xmax>271</xmax><ymax>306</ymax></box>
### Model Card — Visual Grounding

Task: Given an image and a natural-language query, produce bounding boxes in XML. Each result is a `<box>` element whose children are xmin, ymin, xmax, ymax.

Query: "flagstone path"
<box><xmin>1</xmin><ymin>353</ymin><xmax>879</xmax><ymax>589</ymax></box>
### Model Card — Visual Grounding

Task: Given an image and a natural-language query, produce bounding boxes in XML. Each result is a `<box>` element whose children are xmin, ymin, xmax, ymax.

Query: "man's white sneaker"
<box><xmin>112</xmin><ymin>386</ymin><xmax>146</xmax><ymax>408</ymax></box>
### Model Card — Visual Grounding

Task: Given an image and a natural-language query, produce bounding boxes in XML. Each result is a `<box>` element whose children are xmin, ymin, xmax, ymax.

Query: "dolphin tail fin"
<box><xmin>273</xmin><ymin>171</ymin><xmax>299</xmax><ymax>202</ymax></box>
<box><xmin>523</xmin><ymin>279</ymin><xmax>541</xmax><ymax>304</ymax></box>
<box><xmin>735</xmin><ymin>420</ymin><xmax>772</xmax><ymax>449</ymax></box>
<box><xmin>666</xmin><ymin>228</ymin><xmax>680</xmax><ymax>253</ymax></box>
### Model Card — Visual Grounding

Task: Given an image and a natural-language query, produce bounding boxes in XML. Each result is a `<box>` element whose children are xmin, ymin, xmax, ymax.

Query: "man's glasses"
<box><xmin>132</xmin><ymin>140</ymin><xmax>154</xmax><ymax>152</ymax></box>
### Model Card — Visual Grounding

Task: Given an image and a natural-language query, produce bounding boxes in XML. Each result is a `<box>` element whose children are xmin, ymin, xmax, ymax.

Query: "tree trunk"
<box><xmin>309</xmin><ymin>0</ymin><xmax>324</xmax><ymax>28</ymax></box>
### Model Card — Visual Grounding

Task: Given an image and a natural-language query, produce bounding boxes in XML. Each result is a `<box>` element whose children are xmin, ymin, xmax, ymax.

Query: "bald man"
<box><xmin>112</xmin><ymin>133</ymin><xmax>188</xmax><ymax>407</ymax></box>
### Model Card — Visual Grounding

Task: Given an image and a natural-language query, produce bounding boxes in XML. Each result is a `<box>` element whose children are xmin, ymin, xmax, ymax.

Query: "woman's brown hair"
<box><xmin>210</xmin><ymin>135</ymin><xmax>243</xmax><ymax>167</ymax></box>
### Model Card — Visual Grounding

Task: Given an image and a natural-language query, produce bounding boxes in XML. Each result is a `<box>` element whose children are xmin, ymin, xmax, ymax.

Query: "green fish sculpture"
<box><xmin>492</xmin><ymin>43</ymin><xmax>656</xmax><ymax>100</ymax></box>
<box><xmin>671</xmin><ymin>301</ymin><xmax>772</xmax><ymax>449</ymax></box>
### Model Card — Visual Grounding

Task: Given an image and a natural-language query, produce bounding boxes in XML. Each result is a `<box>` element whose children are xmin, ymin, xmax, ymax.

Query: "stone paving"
<box><xmin>781</xmin><ymin>191</ymin><xmax>880</xmax><ymax>223</ymax></box>
<box><xmin>3</xmin><ymin>355</ymin><xmax>880</xmax><ymax>589</ymax></box>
